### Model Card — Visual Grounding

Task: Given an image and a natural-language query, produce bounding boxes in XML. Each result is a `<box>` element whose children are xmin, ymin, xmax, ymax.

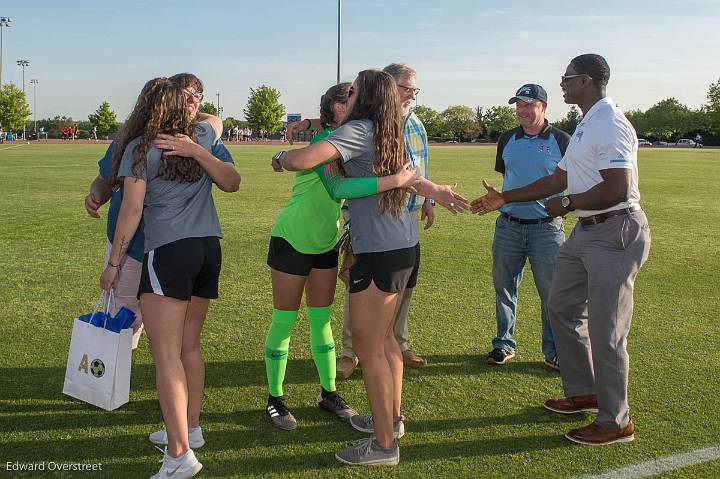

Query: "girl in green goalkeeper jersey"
<box><xmin>263</xmin><ymin>82</ymin><xmax>417</xmax><ymax>430</ymax></box>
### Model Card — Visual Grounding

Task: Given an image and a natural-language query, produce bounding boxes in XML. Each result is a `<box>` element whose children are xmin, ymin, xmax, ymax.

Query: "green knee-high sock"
<box><xmin>264</xmin><ymin>309</ymin><xmax>298</xmax><ymax>397</ymax></box>
<box><xmin>307</xmin><ymin>306</ymin><xmax>336</xmax><ymax>392</ymax></box>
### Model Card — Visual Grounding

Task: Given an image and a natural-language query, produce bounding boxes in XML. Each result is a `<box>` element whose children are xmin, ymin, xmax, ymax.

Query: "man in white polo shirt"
<box><xmin>471</xmin><ymin>53</ymin><xmax>651</xmax><ymax>446</ymax></box>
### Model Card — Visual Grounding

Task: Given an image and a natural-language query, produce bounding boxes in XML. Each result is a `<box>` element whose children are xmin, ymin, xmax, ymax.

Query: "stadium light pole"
<box><xmin>17</xmin><ymin>59</ymin><xmax>29</xmax><ymax>138</ymax></box>
<box><xmin>216</xmin><ymin>92</ymin><xmax>220</xmax><ymax>116</ymax></box>
<box><xmin>17</xmin><ymin>59</ymin><xmax>28</xmax><ymax>92</ymax></box>
<box><xmin>0</xmin><ymin>16</ymin><xmax>11</xmax><ymax>89</ymax></box>
<box><xmin>337</xmin><ymin>0</ymin><xmax>341</xmax><ymax>84</ymax></box>
<box><xmin>30</xmin><ymin>79</ymin><xmax>38</xmax><ymax>135</ymax></box>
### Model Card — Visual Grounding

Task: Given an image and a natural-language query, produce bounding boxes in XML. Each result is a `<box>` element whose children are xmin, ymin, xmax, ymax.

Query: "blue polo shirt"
<box><xmin>494</xmin><ymin>121</ymin><xmax>570</xmax><ymax>219</ymax></box>
<box><xmin>98</xmin><ymin>133</ymin><xmax>234</xmax><ymax>261</ymax></box>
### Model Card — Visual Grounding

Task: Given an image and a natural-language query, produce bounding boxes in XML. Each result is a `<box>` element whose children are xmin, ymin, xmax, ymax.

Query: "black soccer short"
<box><xmin>139</xmin><ymin>236</ymin><xmax>221</xmax><ymax>301</ymax></box>
<box><xmin>267</xmin><ymin>236</ymin><xmax>339</xmax><ymax>276</ymax></box>
<box><xmin>349</xmin><ymin>243</ymin><xmax>420</xmax><ymax>294</ymax></box>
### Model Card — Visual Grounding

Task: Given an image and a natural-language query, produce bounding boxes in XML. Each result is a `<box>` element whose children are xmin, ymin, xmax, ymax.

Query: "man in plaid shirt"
<box><xmin>337</xmin><ymin>63</ymin><xmax>434</xmax><ymax>378</ymax></box>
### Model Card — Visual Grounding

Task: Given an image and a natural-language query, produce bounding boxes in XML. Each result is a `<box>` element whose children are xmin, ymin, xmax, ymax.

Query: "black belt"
<box><xmin>500</xmin><ymin>213</ymin><xmax>555</xmax><ymax>224</ymax></box>
<box><xmin>578</xmin><ymin>206</ymin><xmax>640</xmax><ymax>226</ymax></box>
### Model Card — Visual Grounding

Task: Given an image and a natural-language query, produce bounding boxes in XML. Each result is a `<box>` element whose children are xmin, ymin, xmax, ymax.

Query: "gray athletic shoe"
<box><xmin>349</xmin><ymin>414</ymin><xmax>405</xmax><ymax>439</ymax></box>
<box><xmin>149</xmin><ymin>426</ymin><xmax>205</xmax><ymax>449</ymax></box>
<box><xmin>317</xmin><ymin>392</ymin><xmax>358</xmax><ymax>420</ymax></box>
<box><xmin>266</xmin><ymin>397</ymin><xmax>297</xmax><ymax>431</ymax></box>
<box><xmin>335</xmin><ymin>437</ymin><xmax>399</xmax><ymax>466</ymax></box>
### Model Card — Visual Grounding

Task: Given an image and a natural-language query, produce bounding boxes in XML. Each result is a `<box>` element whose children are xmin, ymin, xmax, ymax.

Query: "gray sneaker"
<box><xmin>349</xmin><ymin>414</ymin><xmax>405</xmax><ymax>439</ymax></box>
<box><xmin>149</xmin><ymin>426</ymin><xmax>205</xmax><ymax>449</ymax></box>
<box><xmin>266</xmin><ymin>397</ymin><xmax>297</xmax><ymax>431</ymax></box>
<box><xmin>318</xmin><ymin>392</ymin><xmax>358</xmax><ymax>420</ymax></box>
<box><xmin>335</xmin><ymin>437</ymin><xmax>399</xmax><ymax>466</ymax></box>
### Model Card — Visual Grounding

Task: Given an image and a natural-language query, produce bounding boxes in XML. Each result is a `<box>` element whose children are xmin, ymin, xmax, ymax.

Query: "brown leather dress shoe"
<box><xmin>565</xmin><ymin>420</ymin><xmax>635</xmax><ymax>445</ymax></box>
<box><xmin>336</xmin><ymin>356</ymin><xmax>358</xmax><ymax>379</ymax></box>
<box><xmin>402</xmin><ymin>349</ymin><xmax>427</xmax><ymax>369</ymax></box>
<box><xmin>543</xmin><ymin>394</ymin><xmax>599</xmax><ymax>414</ymax></box>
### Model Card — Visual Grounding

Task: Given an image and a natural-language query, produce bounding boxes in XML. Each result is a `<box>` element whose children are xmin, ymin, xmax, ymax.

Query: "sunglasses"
<box><xmin>348</xmin><ymin>86</ymin><xmax>356</xmax><ymax>98</ymax></box>
<box><xmin>560</xmin><ymin>74</ymin><xmax>591</xmax><ymax>83</ymax></box>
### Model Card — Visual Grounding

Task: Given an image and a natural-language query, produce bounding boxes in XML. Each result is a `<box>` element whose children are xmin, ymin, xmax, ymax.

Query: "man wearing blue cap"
<box><xmin>485</xmin><ymin>84</ymin><xmax>570</xmax><ymax>368</ymax></box>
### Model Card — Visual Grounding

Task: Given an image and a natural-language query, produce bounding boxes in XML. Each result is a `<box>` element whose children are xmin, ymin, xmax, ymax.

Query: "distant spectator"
<box><xmin>694</xmin><ymin>133</ymin><xmax>702</xmax><ymax>148</ymax></box>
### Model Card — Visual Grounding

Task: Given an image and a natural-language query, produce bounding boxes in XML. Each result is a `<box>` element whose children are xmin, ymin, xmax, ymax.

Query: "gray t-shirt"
<box><xmin>327</xmin><ymin>119</ymin><xmax>418</xmax><ymax>254</ymax></box>
<box><xmin>118</xmin><ymin>122</ymin><xmax>226</xmax><ymax>253</ymax></box>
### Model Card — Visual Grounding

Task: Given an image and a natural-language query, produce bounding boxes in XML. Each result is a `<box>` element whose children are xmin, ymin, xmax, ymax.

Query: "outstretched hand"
<box><xmin>470</xmin><ymin>180</ymin><xmax>505</xmax><ymax>215</ymax></box>
<box><xmin>434</xmin><ymin>183</ymin><xmax>469</xmax><ymax>214</ymax></box>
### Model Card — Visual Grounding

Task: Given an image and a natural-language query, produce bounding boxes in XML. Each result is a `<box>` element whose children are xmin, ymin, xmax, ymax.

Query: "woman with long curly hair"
<box><xmin>99</xmin><ymin>77</ymin><xmax>240</xmax><ymax>478</ymax></box>
<box><xmin>273</xmin><ymin>69</ymin><xmax>467</xmax><ymax>466</ymax></box>
<box><xmin>263</xmin><ymin>82</ymin><xmax>417</xmax><ymax>432</ymax></box>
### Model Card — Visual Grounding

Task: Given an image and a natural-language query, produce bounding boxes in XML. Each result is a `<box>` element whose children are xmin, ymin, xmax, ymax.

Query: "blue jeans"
<box><xmin>491</xmin><ymin>215</ymin><xmax>564</xmax><ymax>359</ymax></box>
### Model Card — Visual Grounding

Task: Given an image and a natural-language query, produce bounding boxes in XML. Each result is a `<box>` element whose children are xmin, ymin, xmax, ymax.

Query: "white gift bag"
<box><xmin>62</xmin><ymin>292</ymin><xmax>133</xmax><ymax>411</ymax></box>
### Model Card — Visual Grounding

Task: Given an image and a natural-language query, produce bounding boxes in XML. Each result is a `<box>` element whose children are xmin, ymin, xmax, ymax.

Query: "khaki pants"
<box><xmin>341</xmin><ymin>211</ymin><xmax>420</xmax><ymax>357</ymax></box>
<box><xmin>549</xmin><ymin>210</ymin><xmax>651</xmax><ymax>429</ymax></box>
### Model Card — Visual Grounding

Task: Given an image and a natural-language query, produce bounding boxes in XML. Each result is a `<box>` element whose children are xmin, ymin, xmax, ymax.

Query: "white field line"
<box><xmin>579</xmin><ymin>444</ymin><xmax>720</xmax><ymax>479</ymax></box>
<box><xmin>0</xmin><ymin>144</ymin><xmax>29</xmax><ymax>152</ymax></box>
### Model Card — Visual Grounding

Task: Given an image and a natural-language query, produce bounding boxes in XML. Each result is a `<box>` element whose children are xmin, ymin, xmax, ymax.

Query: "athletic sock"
<box><xmin>264</xmin><ymin>309</ymin><xmax>298</xmax><ymax>397</ymax></box>
<box><xmin>307</xmin><ymin>306</ymin><xmax>336</xmax><ymax>393</ymax></box>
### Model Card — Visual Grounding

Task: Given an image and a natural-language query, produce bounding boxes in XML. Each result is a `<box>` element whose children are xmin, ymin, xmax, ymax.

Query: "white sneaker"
<box><xmin>150</xmin><ymin>448</ymin><xmax>202</xmax><ymax>479</ymax></box>
<box><xmin>149</xmin><ymin>427</ymin><xmax>205</xmax><ymax>449</ymax></box>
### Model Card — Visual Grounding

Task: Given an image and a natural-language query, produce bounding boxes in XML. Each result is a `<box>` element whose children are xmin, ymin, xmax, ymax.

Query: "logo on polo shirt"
<box><xmin>576</xmin><ymin>130</ymin><xmax>584</xmax><ymax>141</ymax></box>
<box><xmin>610</xmin><ymin>155</ymin><xmax>628</xmax><ymax>164</ymax></box>
<box><xmin>538</xmin><ymin>145</ymin><xmax>552</xmax><ymax>155</ymax></box>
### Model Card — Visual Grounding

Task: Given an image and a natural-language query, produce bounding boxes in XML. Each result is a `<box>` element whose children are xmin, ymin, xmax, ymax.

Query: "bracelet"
<box><xmin>273</xmin><ymin>151</ymin><xmax>286</xmax><ymax>167</ymax></box>
<box><xmin>108</xmin><ymin>262</ymin><xmax>119</xmax><ymax>268</ymax></box>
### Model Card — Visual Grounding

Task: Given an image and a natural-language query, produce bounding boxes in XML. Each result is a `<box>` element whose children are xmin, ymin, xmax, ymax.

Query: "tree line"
<box><xmin>415</xmin><ymin>78</ymin><xmax>720</xmax><ymax>144</ymax></box>
<box><xmin>0</xmin><ymin>84</ymin><xmax>285</xmax><ymax>140</ymax></box>
<box><xmin>2</xmin><ymin>78</ymin><xmax>719</xmax><ymax>143</ymax></box>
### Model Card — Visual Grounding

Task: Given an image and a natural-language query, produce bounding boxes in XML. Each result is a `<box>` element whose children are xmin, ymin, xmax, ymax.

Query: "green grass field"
<box><xmin>0</xmin><ymin>143</ymin><xmax>718</xmax><ymax>478</ymax></box>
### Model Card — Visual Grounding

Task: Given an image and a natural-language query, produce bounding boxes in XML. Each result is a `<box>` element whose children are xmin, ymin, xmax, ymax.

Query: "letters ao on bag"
<box><xmin>62</xmin><ymin>294</ymin><xmax>134</xmax><ymax>411</ymax></box>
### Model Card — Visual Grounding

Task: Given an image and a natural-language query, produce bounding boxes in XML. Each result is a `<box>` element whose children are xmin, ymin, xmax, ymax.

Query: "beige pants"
<box><xmin>341</xmin><ymin>210</ymin><xmax>420</xmax><ymax>357</ymax></box>
<box><xmin>104</xmin><ymin>241</ymin><xmax>143</xmax><ymax>349</ymax></box>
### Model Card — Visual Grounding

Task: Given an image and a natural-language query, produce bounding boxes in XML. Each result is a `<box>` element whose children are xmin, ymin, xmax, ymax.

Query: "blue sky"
<box><xmin>2</xmin><ymin>0</ymin><xmax>718</xmax><ymax>122</ymax></box>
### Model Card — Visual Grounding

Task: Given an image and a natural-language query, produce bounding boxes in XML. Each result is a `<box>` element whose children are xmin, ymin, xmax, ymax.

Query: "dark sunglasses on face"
<box><xmin>561</xmin><ymin>74</ymin><xmax>590</xmax><ymax>83</ymax></box>
<box><xmin>348</xmin><ymin>86</ymin><xmax>356</xmax><ymax>98</ymax></box>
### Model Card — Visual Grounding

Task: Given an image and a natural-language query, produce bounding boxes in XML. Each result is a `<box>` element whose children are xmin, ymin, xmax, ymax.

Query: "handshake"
<box><xmin>471</xmin><ymin>180</ymin><xmax>570</xmax><ymax>218</ymax></box>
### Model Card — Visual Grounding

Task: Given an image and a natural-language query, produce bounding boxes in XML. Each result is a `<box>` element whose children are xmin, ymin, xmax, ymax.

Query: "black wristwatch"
<box><xmin>561</xmin><ymin>195</ymin><xmax>574</xmax><ymax>211</ymax></box>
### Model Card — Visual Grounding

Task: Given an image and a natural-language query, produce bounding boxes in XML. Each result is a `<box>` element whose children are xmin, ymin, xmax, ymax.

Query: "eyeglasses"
<box><xmin>560</xmin><ymin>74</ymin><xmax>590</xmax><ymax>83</ymax></box>
<box><xmin>183</xmin><ymin>89</ymin><xmax>204</xmax><ymax>103</ymax></box>
<box><xmin>397</xmin><ymin>84</ymin><xmax>421</xmax><ymax>96</ymax></box>
<box><xmin>348</xmin><ymin>86</ymin><xmax>356</xmax><ymax>98</ymax></box>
